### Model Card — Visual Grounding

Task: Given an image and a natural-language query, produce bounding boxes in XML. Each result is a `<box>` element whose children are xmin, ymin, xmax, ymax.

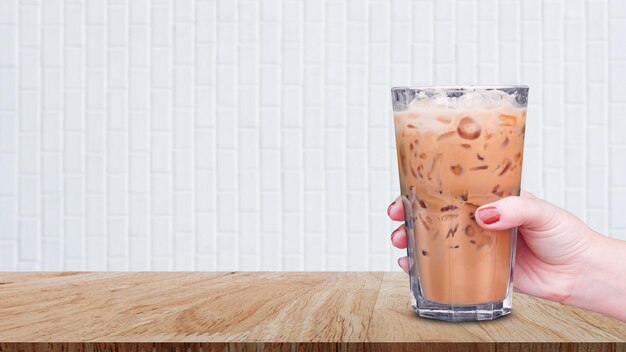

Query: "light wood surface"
<box><xmin>0</xmin><ymin>272</ymin><xmax>624</xmax><ymax>351</ymax></box>
<box><xmin>369</xmin><ymin>273</ymin><xmax>626</xmax><ymax>343</ymax></box>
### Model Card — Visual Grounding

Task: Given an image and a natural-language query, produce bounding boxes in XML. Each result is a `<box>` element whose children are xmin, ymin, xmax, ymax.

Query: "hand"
<box><xmin>387</xmin><ymin>191</ymin><xmax>626</xmax><ymax>320</ymax></box>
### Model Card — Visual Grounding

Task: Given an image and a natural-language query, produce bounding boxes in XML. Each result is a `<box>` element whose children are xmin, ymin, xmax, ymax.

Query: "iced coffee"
<box><xmin>391</xmin><ymin>86</ymin><xmax>528</xmax><ymax>321</ymax></box>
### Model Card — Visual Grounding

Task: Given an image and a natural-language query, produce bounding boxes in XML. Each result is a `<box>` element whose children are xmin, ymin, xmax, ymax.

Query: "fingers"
<box><xmin>388</xmin><ymin>196</ymin><xmax>408</xmax><ymax>273</ymax></box>
<box><xmin>387</xmin><ymin>196</ymin><xmax>405</xmax><ymax>221</ymax></box>
<box><xmin>474</xmin><ymin>195</ymin><xmax>561</xmax><ymax>232</ymax></box>
<box><xmin>398</xmin><ymin>256</ymin><xmax>409</xmax><ymax>273</ymax></box>
<box><xmin>391</xmin><ymin>224</ymin><xmax>407</xmax><ymax>249</ymax></box>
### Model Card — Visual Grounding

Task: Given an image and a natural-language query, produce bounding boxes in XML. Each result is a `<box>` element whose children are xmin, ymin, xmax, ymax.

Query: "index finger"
<box><xmin>387</xmin><ymin>196</ymin><xmax>405</xmax><ymax>221</ymax></box>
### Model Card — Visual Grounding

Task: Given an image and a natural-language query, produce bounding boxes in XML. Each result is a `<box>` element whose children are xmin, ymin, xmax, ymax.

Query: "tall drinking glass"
<box><xmin>391</xmin><ymin>86</ymin><xmax>529</xmax><ymax>321</ymax></box>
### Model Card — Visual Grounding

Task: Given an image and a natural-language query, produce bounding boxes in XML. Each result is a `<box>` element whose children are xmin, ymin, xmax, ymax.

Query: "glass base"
<box><xmin>411</xmin><ymin>290</ymin><xmax>512</xmax><ymax>322</ymax></box>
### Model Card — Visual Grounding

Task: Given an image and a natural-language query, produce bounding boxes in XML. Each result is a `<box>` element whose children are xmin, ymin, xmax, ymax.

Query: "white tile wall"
<box><xmin>0</xmin><ymin>0</ymin><xmax>625</xmax><ymax>271</ymax></box>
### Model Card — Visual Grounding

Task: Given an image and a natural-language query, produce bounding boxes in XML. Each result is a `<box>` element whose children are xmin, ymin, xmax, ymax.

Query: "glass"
<box><xmin>391</xmin><ymin>86</ymin><xmax>529</xmax><ymax>321</ymax></box>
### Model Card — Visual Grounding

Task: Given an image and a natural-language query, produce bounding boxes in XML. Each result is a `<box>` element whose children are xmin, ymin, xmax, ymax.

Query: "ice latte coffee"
<box><xmin>391</xmin><ymin>86</ymin><xmax>528</xmax><ymax>321</ymax></box>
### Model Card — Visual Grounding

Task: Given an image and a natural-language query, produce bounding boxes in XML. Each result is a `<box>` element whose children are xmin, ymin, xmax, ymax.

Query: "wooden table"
<box><xmin>0</xmin><ymin>272</ymin><xmax>624</xmax><ymax>351</ymax></box>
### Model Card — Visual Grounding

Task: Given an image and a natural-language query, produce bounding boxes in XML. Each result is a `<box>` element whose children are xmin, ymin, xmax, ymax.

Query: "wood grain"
<box><xmin>0</xmin><ymin>343</ymin><xmax>624</xmax><ymax>352</ymax></box>
<box><xmin>366</xmin><ymin>273</ymin><xmax>626</xmax><ymax>343</ymax></box>
<box><xmin>0</xmin><ymin>272</ymin><xmax>382</xmax><ymax>343</ymax></box>
<box><xmin>0</xmin><ymin>272</ymin><xmax>624</xmax><ymax>352</ymax></box>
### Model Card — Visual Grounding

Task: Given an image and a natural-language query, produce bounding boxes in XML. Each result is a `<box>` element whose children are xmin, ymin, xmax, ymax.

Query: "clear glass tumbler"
<box><xmin>391</xmin><ymin>86</ymin><xmax>529</xmax><ymax>321</ymax></box>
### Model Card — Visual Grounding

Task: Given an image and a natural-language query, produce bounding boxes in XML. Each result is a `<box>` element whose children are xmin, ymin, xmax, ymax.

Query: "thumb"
<box><xmin>474</xmin><ymin>195</ymin><xmax>561</xmax><ymax>232</ymax></box>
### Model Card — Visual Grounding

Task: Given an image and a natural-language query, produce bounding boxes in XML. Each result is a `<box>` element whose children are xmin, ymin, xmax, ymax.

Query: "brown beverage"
<box><xmin>393</xmin><ymin>87</ymin><xmax>527</xmax><ymax>311</ymax></box>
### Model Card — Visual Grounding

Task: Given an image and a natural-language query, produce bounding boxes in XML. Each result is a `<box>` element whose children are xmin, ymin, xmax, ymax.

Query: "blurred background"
<box><xmin>0</xmin><ymin>0</ymin><xmax>625</xmax><ymax>271</ymax></box>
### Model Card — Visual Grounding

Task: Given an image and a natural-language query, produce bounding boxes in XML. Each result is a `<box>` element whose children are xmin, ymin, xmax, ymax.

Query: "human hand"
<box><xmin>387</xmin><ymin>191</ymin><xmax>608</xmax><ymax>305</ymax></box>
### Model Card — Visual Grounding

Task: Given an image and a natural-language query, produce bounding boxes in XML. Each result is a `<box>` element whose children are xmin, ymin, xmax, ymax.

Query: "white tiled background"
<box><xmin>0</xmin><ymin>0</ymin><xmax>625</xmax><ymax>271</ymax></box>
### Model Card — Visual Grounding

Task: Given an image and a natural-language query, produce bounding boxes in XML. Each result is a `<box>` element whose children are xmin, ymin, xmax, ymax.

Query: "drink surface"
<box><xmin>394</xmin><ymin>90</ymin><xmax>526</xmax><ymax>305</ymax></box>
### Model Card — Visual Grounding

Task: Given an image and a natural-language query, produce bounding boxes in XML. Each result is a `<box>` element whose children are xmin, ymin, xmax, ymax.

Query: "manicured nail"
<box><xmin>478</xmin><ymin>206</ymin><xmax>500</xmax><ymax>224</ymax></box>
<box><xmin>387</xmin><ymin>200</ymin><xmax>396</xmax><ymax>215</ymax></box>
<box><xmin>391</xmin><ymin>229</ymin><xmax>398</xmax><ymax>241</ymax></box>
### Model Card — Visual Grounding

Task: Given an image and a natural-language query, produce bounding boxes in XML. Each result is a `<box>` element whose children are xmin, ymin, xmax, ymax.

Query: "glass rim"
<box><xmin>391</xmin><ymin>85</ymin><xmax>529</xmax><ymax>92</ymax></box>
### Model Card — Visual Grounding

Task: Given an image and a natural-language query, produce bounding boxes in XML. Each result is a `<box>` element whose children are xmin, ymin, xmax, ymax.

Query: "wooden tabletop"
<box><xmin>0</xmin><ymin>272</ymin><xmax>624</xmax><ymax>351</ymax></box>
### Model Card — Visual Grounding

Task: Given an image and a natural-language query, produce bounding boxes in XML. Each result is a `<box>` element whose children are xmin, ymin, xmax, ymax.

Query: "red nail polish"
<box><xmin>387</xmin><ymin>201</ymin><xmax>396</xmax><ymax>214</ymax></box>
<box><xmin>478</xmin><ymin>206</ymin><xmax>500</xmax><ymax>224</ymax></box>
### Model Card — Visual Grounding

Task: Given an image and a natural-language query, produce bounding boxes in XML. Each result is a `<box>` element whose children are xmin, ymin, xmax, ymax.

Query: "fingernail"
<box><xmin>391</xmin><ymin>229</ymin><xmax>398</xmax><ymax>241</ymax></box>
<box><xmin>478</xmin><ymin>206</ymin><xmax>500</xmax><ymax>224</ymax></box>
<box><xmin>387</xmin><ymin>200</ymin><xmax>396</xmax><ymax>214</ymax></box>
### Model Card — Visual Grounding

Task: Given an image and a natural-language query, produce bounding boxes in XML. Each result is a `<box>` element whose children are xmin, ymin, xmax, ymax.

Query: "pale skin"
<box><xmin>388</xmin><ymin>191</ymin><xmax>626</xmax><ymax>323</ymax></box>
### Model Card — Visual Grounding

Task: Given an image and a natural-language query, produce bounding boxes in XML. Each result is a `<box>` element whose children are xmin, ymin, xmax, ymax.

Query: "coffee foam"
<box><xmin>398</xmin><ymin>89</ymin><xmax>526</xmax><ymax>133</ymax></box>
<box><xmin>409</xmin><ymin>89</ymin><xmax>522</xmax><ymax>110</ymax></box>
